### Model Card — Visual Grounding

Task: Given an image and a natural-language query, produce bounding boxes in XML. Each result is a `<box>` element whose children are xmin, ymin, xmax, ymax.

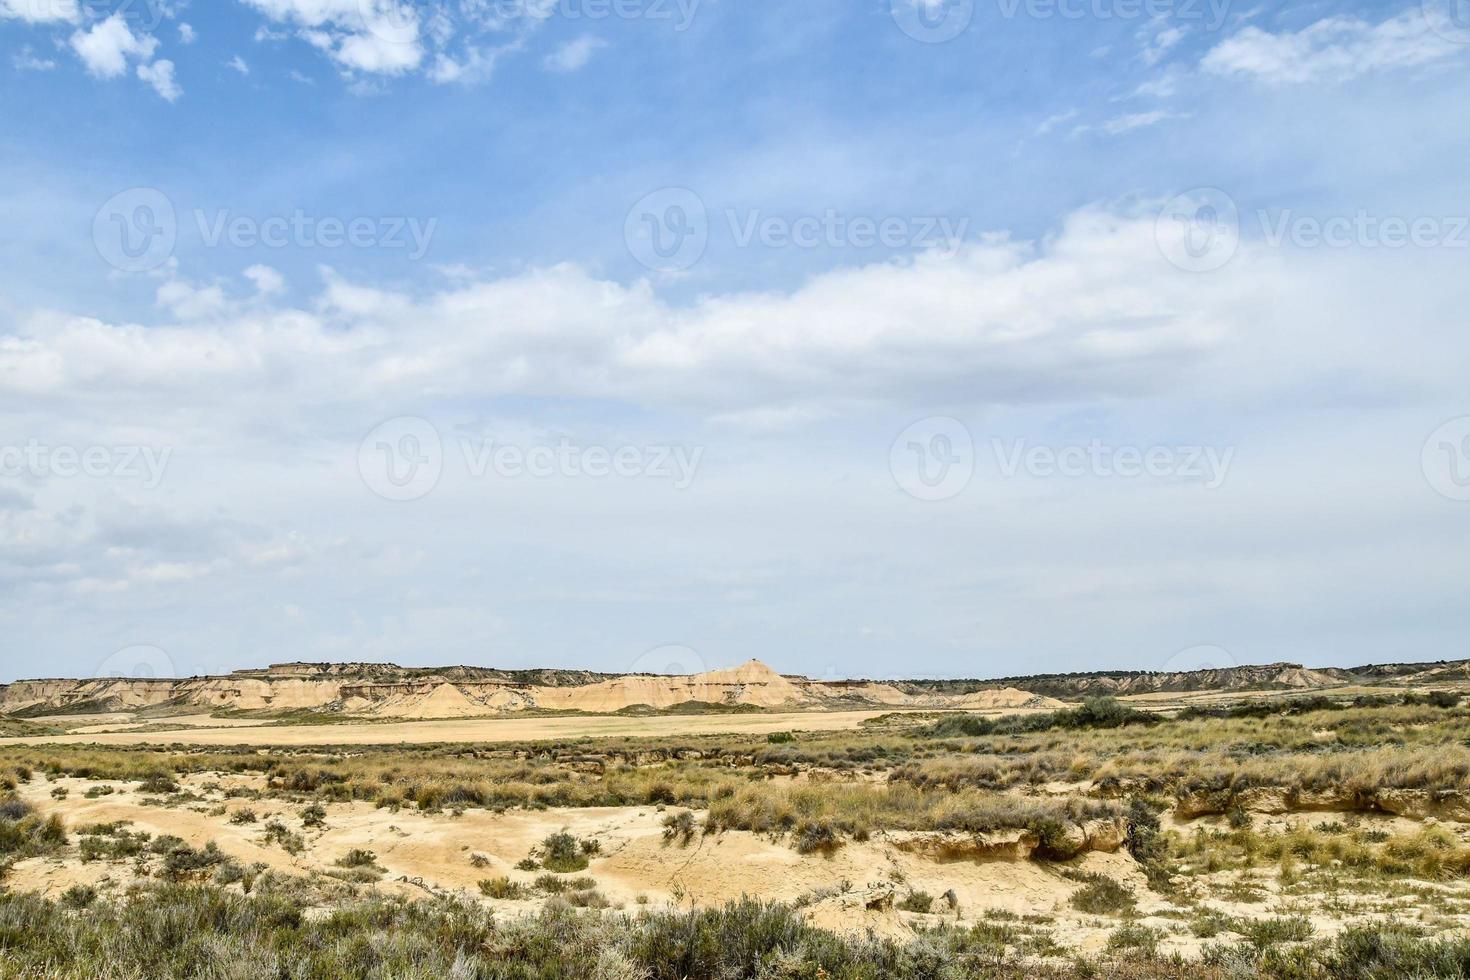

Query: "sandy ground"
<box><xmin>9</xmin><ymin>772</ymin><xmax>1470</xmax><ymax>957</ymax></box>
<box><xmin>5</xmin><ymin>773</ymin><xmax>1163</xmax><ymax>948</ymax></box>
<box><xmin>0</xmin><ymin>709</ymin><xmax>901</xmax><ymax>748</ymax></box>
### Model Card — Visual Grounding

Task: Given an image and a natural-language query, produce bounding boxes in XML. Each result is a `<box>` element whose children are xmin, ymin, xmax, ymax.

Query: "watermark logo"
<box><xmin>195</xmin><ymin>209</ymin><xmax>437</xmax><ymax>258</ymax></box>
<box><xmin>995</xmin><ymin>0</ymin><xmax>1231</xmax><ymax>30</ymax></box>
<box><xmin>1422</xmin><ymin>416</ymin><xmax>1470</xmax><ymax>501</ymax></box>
<box><xmin>993</xmin><ymin>438</ymin><xmax>1234</xmax><ymax>488</ymax></box>
<box><xmin>727</xmin><ymin>209</ymin><xmax>968</xmax><ymax>256</ymax></box>
<box><xmin>358</xmin><ymin>418</ymin><xmax>706</xmax><ymax>500</ymax></box>
<box><xmin>891</xmin><ymin>0</ymin><xmax>974</xmax><ymax>42</ymax></box>
<box><xmin>1258</xmin><ymin>209</ymin><xmax>1470</xmax><ymax>250</ymax></box>
<box><xmin>460</xmin><ymin>437</ymin><xmax>703</xmax><ymax>489</ymax></box>
<box><xmin>1424</xmin><ymin>0</ymin><xmax>1470</xmax><ymax>44</ymax></box>
<box><xmin>491</xmin><ymin>0</ymin><xmax>702</xmax><ymax>30</ymax></box>
<box><xmin>80</xmin><ymin>0</ymin><xmax>168</xmax><ymax>31</ymax></box>
<box><xmin>94</xmin><ymin>643</ymin><xmax>177</xmax><ymax>680</ymax></box>
<box><xmin>626</xmin><ymin>187</ymin><xmax>708</xmax><ymax>272</ymax></box>
<box><xmin>356</xmin><ymin>0</ymin><xmax>419</xmax><ymax>45</ymax></box>
<box><xmin>94</xmin><ymin>187</ymin><xmax>177</xmax><ymax>273</ymax></box>
<box><xmin>1160</xmin><ymin>643</ymin><xmax>1237</xmax><ymax>673</ymax></box>
<box><xmin>890</xmin><ymin>417</ymin><xmax>975</xmax><ymax>501</ymax></box>
<box><xmin>358</xmin><ymin>416</ymin><xmax>443</xmax><ymax>502</ymax></box>
<box><xmin>628</xmin><ymin>643</ymin><xmax>707</xmax><ymax>678</ymax></box>
<box><xmin>0</xmin><ymin>440</ymin><xmax>171</xmax><ymax>488</ymax></box>
<box><xmin>1156</xmin><ymin>188</ymin><xmax>1240</xmax><ymax>273</ymax></box>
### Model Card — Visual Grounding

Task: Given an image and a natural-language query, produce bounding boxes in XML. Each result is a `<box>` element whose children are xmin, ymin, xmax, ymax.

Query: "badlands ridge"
<box><xmin>0</xmin><ymin>660</ymin><xmax>1063</xmax><ymax>720</ymax></box>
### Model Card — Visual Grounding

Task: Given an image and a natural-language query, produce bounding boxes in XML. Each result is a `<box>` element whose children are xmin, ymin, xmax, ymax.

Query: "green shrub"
<box><xmin>1068</xmin><ymin>875</ymin><xmax>1134</xmax><ymax>915</ymax></box>
<box><xmin>59</xmin><ymin>885</ymin><xmax>96</xmax><ymax>910</ymax></box>
<box><xmin>898</xmin><ymin>892</ymin><xmax>934</xmax><ymax>914</ymax></box>
<box><xmin>335</xmin><ymin>849</ymin><xmax>379</xmax><ymax>870</ymax></box>
<box><xmin>538</xmin><ymin>831</ymin><xmax>589</xmax><ymax>873</ymax></box>
<box><xmin>478</xmin><ymin>877</ymin><xmax>527</xmax><ymax>899</ymax></box>
<box><xmin>662</xmin><ymin>811</ymin><xmax>697</xmax><ymax>847</ymax></box>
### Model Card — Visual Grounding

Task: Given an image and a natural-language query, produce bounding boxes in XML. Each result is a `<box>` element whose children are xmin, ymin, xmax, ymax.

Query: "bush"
<box><xmin>1238</xmin><ymin>916</ymin><xmax>1314</xmax><ymax>949</ymax></box>
<box><xmin>335</xmin><ymin>849</ymin><xmax>379</xmax><ymax>870</ymax></box>
<box><xmin>478</xmin><ymin>876</ymin><xmax>528</xmax><ymax>899</ymax></box>
<box><xmin>538</xmin><ymin>831</ymin><xmax>590</xmax><ymax>873</ymax></box>
<box><xmin>793</xmin><ymin>819</ymin><xmax>841</xmax><ymax>856</ymax></box>
<box><xmin>161</xmin><ymin>841</ymin><xmax>225</xmax><ymax>880</ymax></box>
<box><xmin>138</xmin><ymin>774</ymin><xmax>179</xmax><ymax>795</ymax></box>
<box><xmin>1068</xmin><ymin>875</ymin><xmax>1135</xmax><ymax>915</ymax></box>
<box><xmin>261</xmin><ymin>820</ymin><xmax>305</xmax><ymax>855</ymax></box>
<box><xmin>59</xmin><ymin>885</ymin><xmax>97</xmax><ymax>910</ymax></box>
<box><xmin>662</xmin><ymin>811</ymin><xmax>697</xmax><ymax>847</ymax></box>
<box><xmin>1107</xmin><ymin>923</ymin><xmax>1163</xmax><ymax>956</ymax></box>
<box><xmin>301</xmin><ymin>804</ymin><xmax>327</xmax><ymax>829</ymax></box>
<box><xmin>898</xmin><ymin>891</ymin><xmax>934</xmax><ymax>913</ymax></box>
<box><xmin>228</xmin><ymin>809</ymin><xmax>257</xmax><ymax>825</ymax></box>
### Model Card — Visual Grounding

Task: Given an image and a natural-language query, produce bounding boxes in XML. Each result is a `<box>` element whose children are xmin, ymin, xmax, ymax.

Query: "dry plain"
<box><xmin>4</xmin><ymin>661</ymin><xmax>1470</xmax><ymax>978</ymax></box>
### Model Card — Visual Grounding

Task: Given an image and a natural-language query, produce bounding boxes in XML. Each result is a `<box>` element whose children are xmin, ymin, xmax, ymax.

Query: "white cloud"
<box><xmin>1202</xmin><ymin>11</ymin><xmax>1465</xmax><ymax>85</ymax></box>
<box><xmin>241</xmin><ymin>0</ymin><xmax>425</xmax><ymax>75</ymax></box>
<box><xmin>243</xmin><ymin>265</ymin><xmax>285</xmax><ymax>295</ymax></box>
<box><xmin>1072</xmin><ymin>110</ymin><xmax>1182</xmax><ymax>138</ymax></box>
<box><xmin>228</xmin><ymin>54</ymin><xmax>250</xmax><ymax>74</ymax></box>
<box><xmin>542</xmin><ymin>34</ymin><xmax>606</xmax><ymax>73</ymax></box>
<box><xmin>137</xmin><ymin>58</ymin><xmax>181</xmax><ymax>101</ymax></box>
<box><xmin>240</xmin><ymin>0</ymin><xmax>555</xmax><ymax>83</ymax></box>
<box><xmin>0</xmin><ymin>0</ymin><xmax>78</xmax><ymax>24</ymax></box>
<box><xmin>12</xmin><ymin>45</ymin><xmax>57</xmax><ymax>71</ymax></box>
<box><xmin>156</xmin><ymin>279</ymin><xmax>226</xmax><ymax>318</ymax></box>
<box><xmin>1139</xmin><ymin>23</ymin><xmax>1185</xmax><ymax>66</ymax></box>
<box><xmin>178</xmin><ymin>22</ymin><xmax>196</xmax><ymax>43</ymax></box>
<box><xmin>70</xmin><ymin>13</ymin><xmax>158</xmax><ymax>78</ymax></box>
<box><xmin>0</xmin><ymin>204</ymin><xmax>1373</xmax><ymax>421</ymax></box>
<box><xmin>1033</xmin><ymin>108</ymin><xmax>1078</xmax><ymax>137</ymax></box>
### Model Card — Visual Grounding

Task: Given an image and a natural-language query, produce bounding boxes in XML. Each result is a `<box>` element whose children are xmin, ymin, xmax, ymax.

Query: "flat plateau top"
<box><xmin>0</xmin><ymin>708</ymin><xmax>912</xmax><ymax>748</ymax></box>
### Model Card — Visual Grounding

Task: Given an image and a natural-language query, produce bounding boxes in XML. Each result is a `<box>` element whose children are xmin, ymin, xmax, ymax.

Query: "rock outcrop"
<box><xmin>0</xmin><ymin>659</ymin><xmax>1060</xmax><ymax>719</ymax></box>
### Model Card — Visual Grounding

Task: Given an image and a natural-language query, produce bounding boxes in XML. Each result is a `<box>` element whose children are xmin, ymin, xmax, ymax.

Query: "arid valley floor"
<box><xmin>4</xmin><ymin>659</ymin><xmax>1470</xmax><ymax>977</ymax></box>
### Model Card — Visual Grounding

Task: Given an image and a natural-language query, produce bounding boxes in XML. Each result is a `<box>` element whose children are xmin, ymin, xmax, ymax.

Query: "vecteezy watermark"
<box><xmin>358</xmin><ymin>417</ymin><xmax>705</xmax><ymax>501</ymax></box>
<box><xmin>0</xmin><ymin>440</ymin><xmax>172</xmax><ymax>489</ymax></box>
<box><xmin>460</xmin><ymin>437</ymin><xmax>703</xmax><ymax>489</ymax></box>
<box><xmin>489</xmin><ymin>0</ymin><xmax>702</xmax><ymax>30</ymax></box>
<box><xmin>625</xmin><ymin>187</ymin><xmax>708</xmax><ymax>273</ymax></box>
<box><xmin>1258</xmin><ymin>210</ymin><xmax>1470</xmax><ymax>250</ymax></box>
<box><xmin>891</xmin><ymin>0</ymin><xmax>975</xmax><ymax>43</ymax></box>
<box><xmin>727</xmin><ymin>209</ymin><xmax>969</xmax><ymax>256</ymax></box>
<box><xmin>996</xmin><ymin>0</ymin><xmax>1231</xmax><ymax>30</ymax></box>
<box><xmin>84</xmin><ymin>0</ymin><xmax>169</xmax><ymax>29</ymax></box>
<box><xmin>354</xmin><ymin>0</ymin><xmax>420</xmax><ymax>46</ymax></box>
<box><xmin>627</xmin><ymin>643</ymin><xmax>707</xmax><ymax>677</ymax></box>
<box><xmin>94</xmin><ymin>644</ymin><xmax>177</xmax><ymax>681</ymax></box>
<box><xmin>93</xmin><ymin>188</ymin><xmax>439</xmax><ymax>272</ymax></box>
<box><xmin>94</xmin><ymin>187</ymin><xmax>177</xmax><ymax>274</ymax></box>
<box><xmin>195</xmin><ymin>209</ymin><xmax>437</xmax><ymax>259</ymax></box>
<box><xmin>1157</xmin><ymin>188</ymin><xmax>1470</xmax><ymax>272</ymax></box>
<box><xmin>1155</xmin><ymin>188</ymin><xmax>1240</xmax><ymax>273</ymax></box>
<box><xmin>890</xmin><ymin>418</ymin><xmax>1235</xmax><ymax>501</ymax></box>
<box><xmin>1160</xmin><ymin>643</ymin><xmax>1237</xmax><ymax>673</ymax></box>
<box><xmin>1422</xmin><ymin>416</ymin><xmax>1470</xmax><ymax>502</ymax></box>
<box><xmin>1423</xmin><ymin>0</ymin><xmax>1470</xmax><ymax>44</ymax></box>
<box><xmin>993</xmin><ymin>438</ymin><xmax>1235</xmax><ymax>488</ymax></box>
<box><xmin>358</xmin><ymin>416</ymin><xmax>444</xmax><ymax>502</ymax></box>
<box><xmin>626</xmin><ymin>187</ymin><xmax>970</xmax><ymax>272</ymax></box>
<box><xmin>890</xmin><ymin>417</ymin><xmax>975</xmax><ymax>502</ymax></box>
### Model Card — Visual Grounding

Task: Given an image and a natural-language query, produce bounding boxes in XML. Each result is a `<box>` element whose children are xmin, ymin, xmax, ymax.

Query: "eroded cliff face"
<box><xmin>0</xmin><ymin>659</ymin><xmax>1062</xmax><ymax>719</ymax></box>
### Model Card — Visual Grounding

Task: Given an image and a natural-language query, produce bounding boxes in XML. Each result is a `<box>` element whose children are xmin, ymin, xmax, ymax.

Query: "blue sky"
<box><xmin>1</xmin><ymin>0</ymin><xmax>1468</xmax><ymax>682</ymax></box>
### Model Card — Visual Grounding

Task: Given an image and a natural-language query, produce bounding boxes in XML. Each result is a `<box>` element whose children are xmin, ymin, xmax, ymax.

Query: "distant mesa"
<box><xmin>0</xmin><ymin>657</ymin><xmax>1061</xmax><ymax>719</ymax></box>
<box><xmin>1</xmin><ymin>656</ymin><xmax>1459</xmax><ymax>720</ymax></box>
